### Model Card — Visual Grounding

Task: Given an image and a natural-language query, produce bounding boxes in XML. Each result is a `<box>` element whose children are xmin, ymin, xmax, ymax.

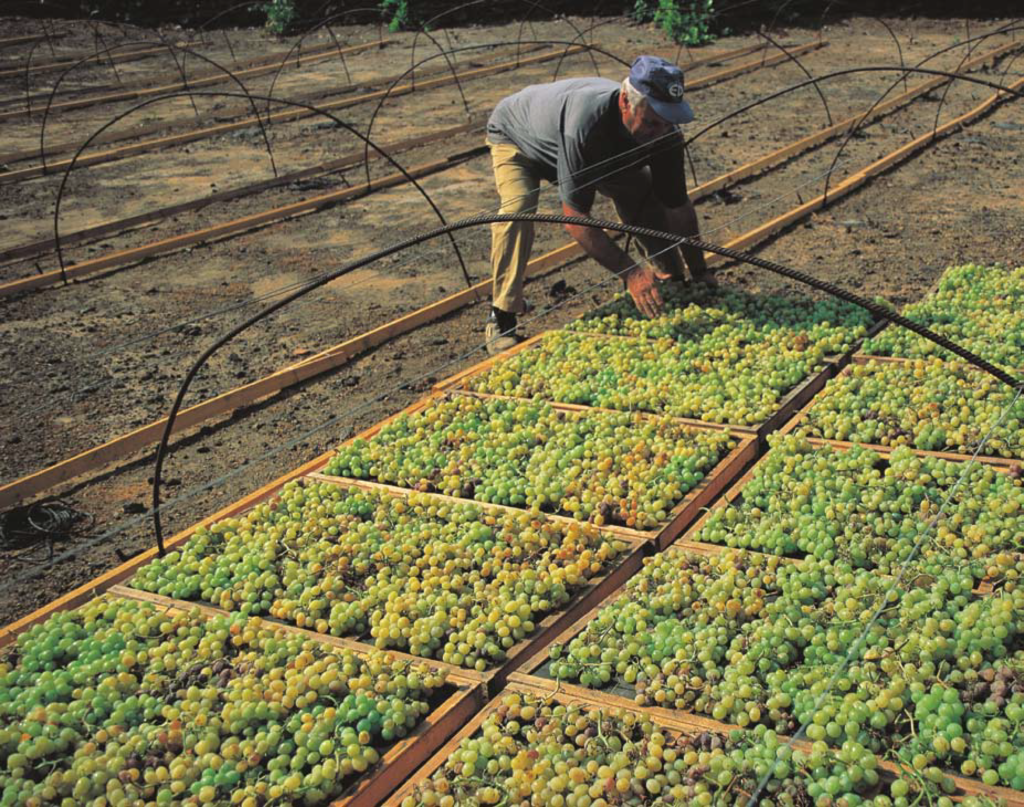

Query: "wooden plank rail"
<box><xmin>0</xmin><ymin>45</ymin><xmax>580</xmax><ymax>183</ymax></box>
<box><xmin>0</xmin><ymin>146</ymin><xmax>486</xmax><ymax>296</ymax></box>
<box><xmin>0</xmin><ymin>39</ymin><xmax>387</xmax><ymax>122</ymax></box>
<box><xmin>0</xmin><ymin>43</ymin><xmax>185</xmax><ymax>80</ymax></box>
<box><xmin>0</xmin><ymin>33</ymin><xmax>67</xmax><ymax>49</ymax></box>
<box><xmin>0</xmin><ymin>117</ymin><xmax>488</xmax><ymax>265</ymax></box>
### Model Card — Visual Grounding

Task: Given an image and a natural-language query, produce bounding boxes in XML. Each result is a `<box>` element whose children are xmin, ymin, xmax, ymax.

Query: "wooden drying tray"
<box><xmin>433</xmin><ymin>328</ymin><xmax>842</xmax><ymax>444</ymax></box>
<box><xmin>391</xmin><ymin>676</ymin><xmax>1024</xmax><ymax>806</ymax></box>
<box><xmin>0</xmin><ymin>446</ymin><xmax>339</xmax><ymax>650</ymax></box>
<box><xmin>1</xmin><ymin>588</ymin><xmax>483</xmax><ymax>807</ymax></box>
<box><xmin>306</xmin><ymin>386</ymin><xmax>757</xmax><ymax>551</ymax></box>
<box><xmin>776</xmin><ymin>355</ymin><xmax>1024</xmax><ymax>469</ymax></box>
<box><xmin>113</xmin><ymin>505</ymin><xmax>646</xmax><ymax>699</ymax></box>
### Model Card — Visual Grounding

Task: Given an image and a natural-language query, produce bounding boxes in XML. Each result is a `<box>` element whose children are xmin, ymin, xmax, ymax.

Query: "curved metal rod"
<box><xmin>819</xmin><ymin>0</ymin><xmax>908</xmax><ymax>93</ymax></box>
<box><xmin>755</xmin><ymin>29</ymin><xmax>832</xmax><ymax>127</ymax></box>
<box><xmin>517</xmin><ymin>2</ymin><xmax>602</xmax><ymax>78</ymax></box>
<box><xmin>360</xmin><ymin>39</ymin><xmax>631</xmax><ymax>189</ymax></box>
<box><xmin>52</xmin><ymin>90</ymin><xmax>470</xmax><ymax>291</ymax></box>
<box><xmin>150</xmin><ymin>211</ymin><xmax>1022</xmax><ymax>552</ymax></box>
<box><xmin>927</xmin><ymin>19</ymin><xmax>1022</xmax><ymax>140</ymax></box>
<box><xmin>404</xmin><ymin>20</ymin><xmax>468</xmax><ymax>110</ymax></box>
<box><xmin>322</xmin><ymin>23</ymin><xmax>353</xmax><ymax>87</ymax></box>
<box><xmin>262</xmin><ymin>7</ymin><xmax>387</xmax><ymax>119</ymax></box>
<box><xmin>550</xmin><ymin>18</ymin><xmax>619</xmax><ymax>81</ymax></box>
<box><xmin>149</xmin><ymin>28</ymin><xmax>202</xmax><ymax>120</ymax></box>
<box><xmin>821</xmin><ymin>22</ymin><xmax>1024</xmax><ymax>204</ymax></box>
<box><xmin>39</xmin><ymin>40</ymin><xmax>277</xmax><ymax>179</ymax></box>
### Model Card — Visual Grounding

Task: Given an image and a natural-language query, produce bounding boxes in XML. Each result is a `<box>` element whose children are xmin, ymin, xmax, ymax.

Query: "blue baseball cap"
<box><xmin>629</xmin><ymin>55</ymin><xmax>695</xmax><ymax>124</ymax></box>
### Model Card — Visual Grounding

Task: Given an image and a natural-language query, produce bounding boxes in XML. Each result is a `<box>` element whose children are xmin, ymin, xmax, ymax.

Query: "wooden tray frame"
<box><xmin>1</xmin><ymin>588</ymin><xmax>484</xmax><ymax>807</ymax></box>
<box><xmin>0</xmin><ymin>447</ymin><xmax>339</xmax><ymax>649</ymax></box>
<box><xmin>390</xmin><ymin>676</ymin><xmax>1024</xmax><ymax>806</ymax></box>
<box><xmin>95</xmin><ymin>411</ymin><xmax>651</xmax><ymax>696</ymax></box>
<box><xmin>306</xmin><ymin>387</ymin><xmax>757</xmax><ymax>551</ymax></box>
<box><xmin>777</xmin><ymin>355</ymin><xmax>1024</xmax><ymax>468</ymax></box>
<box><xmin>431</xmin><ymin>329</ymin><xmax>840</xmax><ymax>443</ymax></box>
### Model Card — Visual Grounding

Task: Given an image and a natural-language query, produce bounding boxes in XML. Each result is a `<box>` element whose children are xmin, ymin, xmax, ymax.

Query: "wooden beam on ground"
<box><xmin>694</xmin><ymin>37</ymin><xmax>1024</xmax><ymax>197</ymax></box>
<box><xmin>686</xmin><ymin>40</ymin><xmax>827</xmax><ymax>91</ymax></box>
<box><xmin>0</xmin><ymin>44</ymin><xmax>563</xmax><ymax>181</ymax></box>
<box><xmin>704</xmin><ymin>72</ymin><xmax>1024</xmax><ymax>266</ymax></box>
<box><xmin>0</xmin><ymin>32</ymin><xmax>67</xmax><ymax>49</ymax></box>
<box><xmin>1</xmin><ymin>72</ymin><xmax>1003</xmax><ymax>506</ymax></box>
<box><xmin>0</xmin><ymin>39</ymin><xmax>387</xmax><ymax>122</ymax></box>
<box><xmin>0</xmin><ymin>43</ymin><xmax>178</xmax><ymax>80</ymax></box>
<box><xmin>0</xmin><ymin>146</ymin><xmax>487</xmax><ymax>297</ymax></box>
<box><xmin>0</xmin><ymin>116</ymin><xmax>487</xmax><ymax>265</ymax></box>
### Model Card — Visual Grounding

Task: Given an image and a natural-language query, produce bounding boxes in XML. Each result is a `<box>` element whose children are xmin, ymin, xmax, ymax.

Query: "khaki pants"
<box><xmin>488</xmin><ymin>140</ymin><xmax>684</xmax><ymax>314</ymax></box>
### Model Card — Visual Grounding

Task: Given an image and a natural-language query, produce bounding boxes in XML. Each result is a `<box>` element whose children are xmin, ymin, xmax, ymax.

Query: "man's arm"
<box><xmin>665</xmin><ymin>197</ymin><xmax>710</xmax><ymax>280</ymax></box>
<box><xmin>562</xmin><ymin>200</ymin><xmax>665</xmax><ymax>318</ymax></box>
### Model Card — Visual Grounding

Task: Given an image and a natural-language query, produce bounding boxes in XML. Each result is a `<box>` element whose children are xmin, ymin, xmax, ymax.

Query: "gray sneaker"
<box><xmin>485</xmin><ymin>311</ymin><xmax>522</xmax><ymax>356</ymax></box>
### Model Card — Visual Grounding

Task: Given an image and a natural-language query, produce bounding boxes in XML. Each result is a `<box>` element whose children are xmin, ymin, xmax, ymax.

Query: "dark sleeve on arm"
<box><xmin>650</xmin><ymin>129</ymin><xmax>689</xmax><ymax>208</ymax></box>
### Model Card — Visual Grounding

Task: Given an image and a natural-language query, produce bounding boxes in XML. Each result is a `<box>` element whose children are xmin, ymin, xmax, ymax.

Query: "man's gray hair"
<box><xmin>621</xmin><ymin>77</ymin><xmax>646</xmax><ymax>110</ymax></box>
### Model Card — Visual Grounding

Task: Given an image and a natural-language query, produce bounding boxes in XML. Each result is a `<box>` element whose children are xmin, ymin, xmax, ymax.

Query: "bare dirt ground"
<box><xmin>0</xmin><ymin>12</ymin><xmax>1022</xmax><ymax>625</ymax></box>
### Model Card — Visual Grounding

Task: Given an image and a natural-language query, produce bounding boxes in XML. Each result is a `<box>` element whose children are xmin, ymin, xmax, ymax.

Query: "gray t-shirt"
<box><xmin>486</xmin><ymin>77</ymin><xmax>688</xmax><ymax>212</ymax></box>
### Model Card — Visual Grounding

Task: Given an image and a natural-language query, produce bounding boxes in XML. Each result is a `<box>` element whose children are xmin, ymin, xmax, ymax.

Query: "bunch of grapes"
<box><xmin>324</xmin><ymin>395</ymin><xmax>736</xmax><ymax>529</ymax></box>
<box><xmin>570</xmin><ymin>282</ymin><xmax>872</xmax><ymax>356</ymax></box>
<box><xmin>864</xmin><ymin>264</ymin><xmax>1024</xmax><ymax>368</ymax></box>
<box><xmin>694</xmin><ymin>434</ymin><xmax>1024</xmax><ymax>577</ymax></box>
<box><xmin>545</xmin><ymin>546</ymin><xmax>1024</xmax><ymax>767</ymax></box>
<box><xmin>0</xmin><ymin>597</ymin><xmax>446</xmax><ymax>806</ymax></box>
<box><xmin>798</xmin><ymin>359</ymin><xmax>1024</xmax><ymax>457</ymax></box>
<box><xmin>131</xmin><ymin>481</ymin><xmax>627</xmax><ymax>671</ymax></box>
<box><xmin>401</xmin><ymin>692</ymin><xmax>936</xmax><ymax>807</ymax></box>
<box><xmin>468</xmin><ymin>330</ymin><xmax>829</xmax><ymax>426</ymax></box>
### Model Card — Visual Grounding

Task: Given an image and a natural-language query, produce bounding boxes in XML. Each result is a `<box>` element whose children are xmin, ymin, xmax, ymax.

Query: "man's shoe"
<box><xmin>485</xmin><ymin>309</ymin><xmax>523</xmax><ymax>356</ymax></box>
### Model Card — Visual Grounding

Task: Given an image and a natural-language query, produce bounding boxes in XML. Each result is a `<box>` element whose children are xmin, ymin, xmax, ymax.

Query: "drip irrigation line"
<box><xmin>687</xmin><ymin>50</ymin><xmax>1024</xmax><ymax>149</ymax></box>
<box><xmin>51</xmin><ymin>89</ymin><xmax>472</xmax><ymax>291</ymax></box>
<box><xmin>39</xmin><ymin>39</ymin><xmax>278</xmax><ymax>178</ymax></box>
<box><xmin>261</xmin><ymin>7</ymin><xmax>390</xmax><ymax>119</ymax></box>
<box><xmin>150</xmin><ymin>212</ymin><xmax>1023</xmax><ymax>554</ymax></box>
<box><xmin>819</xmin><ymin>20</ymin><xmax>1024</xmax><ymax>203</ymax></box>
<box><xmin>745</xmin><ymin>381</ymin><xmax>1024</xmax><ymax>807</ymax></box>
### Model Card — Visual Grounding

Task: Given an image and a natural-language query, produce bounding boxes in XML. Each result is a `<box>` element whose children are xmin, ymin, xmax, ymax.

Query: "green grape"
<box><xmin>469</xmin><ymin>329</ymin><xmax>832</xmax><ymax>426</ymax></box>
<box><xmin>570</xmin><ymin>282</ymin><xmax>872</xmax><ymax>356</ymax></box>
<box><xmin>132</xmin><ymin>481</ymin><xmax>627</xmax><ymax>670</ymax></box>
<box><xmin>799</xmin><ymin>359</ymin><xmax>1024</xmax><ymax>458</ymax></box>
<box><xmin>865</xmin><ymin>264</ymin><xmax>1024</xmax><ymax>369</ymax></box>
<box><xmin>324</xmin><ymin>395</ymin><xmax>736</xmax><ymax>529</ymax></box>
<box><xmin>0</xmin><ymin>597</ymin><xmax>446</xmax><ymax>806</ymax></box>
<box><xmin>694</xmin><ymin>433</ymin><xmax>1024</xmax><ymax>578</ymax></box>
<box><xmin>402</xmin><ymin>693</ymin><xmax>904</xmax><ymax>806</ymax></box>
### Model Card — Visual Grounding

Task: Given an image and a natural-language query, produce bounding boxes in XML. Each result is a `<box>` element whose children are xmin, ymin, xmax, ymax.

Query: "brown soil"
<box><xmin>0</xmin><ymin>14</ymin><xmax>1022</xmax><ymax>626</ymax></box>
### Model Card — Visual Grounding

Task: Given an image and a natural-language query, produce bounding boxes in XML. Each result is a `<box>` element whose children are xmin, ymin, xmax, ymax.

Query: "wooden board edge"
<box><xmin>0</xmin><ymin>448</ymin><xmax>335</xmax><ymax>649</ymax></box>
<box><xmin>655</xmin><ymin>435</ymin><xmax>758</xmax><ymax>551</ymax></box>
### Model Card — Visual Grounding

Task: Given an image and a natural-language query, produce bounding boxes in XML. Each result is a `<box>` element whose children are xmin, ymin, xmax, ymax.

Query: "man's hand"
<box><xmin>625</xmin><ymin>264</ymin><xmax>665</xmax><ymax>318</ymax></box>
